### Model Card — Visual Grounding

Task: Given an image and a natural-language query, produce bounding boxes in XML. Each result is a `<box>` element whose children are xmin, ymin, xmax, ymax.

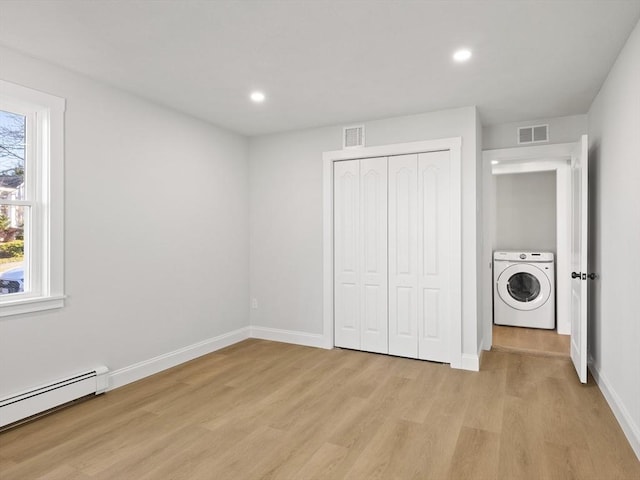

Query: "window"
<box><xmin>0</xmin><ymin>80</ymin><xmax>65</xmax><ymax>316</ymax></box>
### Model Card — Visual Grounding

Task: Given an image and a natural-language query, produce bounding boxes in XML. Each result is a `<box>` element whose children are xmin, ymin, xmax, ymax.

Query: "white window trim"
<box><xmin>0</xmin><ymin>80</ymin><xmax>65</xmax><ymax>317</ymax></box>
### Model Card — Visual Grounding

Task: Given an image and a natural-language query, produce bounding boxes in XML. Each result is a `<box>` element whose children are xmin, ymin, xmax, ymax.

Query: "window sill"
<box><xmin>0</xmin><ymin>295</ymin><xmax>65</xmax><ymax>317</ymax></box>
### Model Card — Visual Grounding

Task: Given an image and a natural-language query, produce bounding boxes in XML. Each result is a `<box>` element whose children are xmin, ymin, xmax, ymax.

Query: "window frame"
<box><xmin>0</xmin><ymin>80</ymin><xmax>65</xmax><ymax>316</ymax></box>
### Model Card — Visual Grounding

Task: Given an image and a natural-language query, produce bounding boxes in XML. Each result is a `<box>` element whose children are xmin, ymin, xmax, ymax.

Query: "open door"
<box><xmin>570</xmin><ymin>135</ymin><xmax>589</xmax><ymax>383</ymax></box>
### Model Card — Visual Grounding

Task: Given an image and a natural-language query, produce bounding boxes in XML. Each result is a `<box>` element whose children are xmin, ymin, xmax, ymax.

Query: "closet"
<box><xmin>334</xmin><ymin>151</ymin><xmax>451</xmax><ymax>363</ymax></box>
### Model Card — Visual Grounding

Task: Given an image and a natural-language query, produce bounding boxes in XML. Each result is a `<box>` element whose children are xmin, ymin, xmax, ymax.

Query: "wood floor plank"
<box><xmin>191</xmin><ymin>424</ymin><xmax>288</xmax><ymax>479</ymax></box>
<box><xmin>1</xmin><ymin>340</ymin><xmax>638</xmax><ymax>480</ymax></box>
<box><xmin>136</xmin><ymin>425</ymin><xmax>240</xmax><ymax>480</ymax></box>
<box><xmin>393</xmin><ymin>363</ymin><xmax>447</xmax><ymax>424</ymax></box>
<box><xmin>344</xmin><ymin>418</ymin><xmax>435</xmax><ymax>479</ymax></box>
<box><xmin>35</xmin><ymin>464</ymin><xmax>93</xmax><ymax>480</ymax></box>
<box><xmin>1</xmin><ymin>407</ymin><xmax>160</xmax><ymax>479</ymax></box>
<box><xmin>462</xmin><ymin>366</ymin><xmax>507</xmax><ymax>433</ymax></box>
<box><xmin>0</xmin><ymin>456</ymin><xmax>17</xmax><ymax>473</ymax></box>
<box><xmin>327</xmin><ymin>373</ymin><xmax>408</xmax><ymax>449</ymax></box>
<box><xmin>540</xmin><ymin>441</ymin><xmax>596</xmax><ymax>480</ymax></box>
<box><xmin>447</xmin><ymin>427</ymin><xmax>500</xmax><ymax>480</ymax></box>
<box><xmin>498</xmin><ymin>393</ymin><xmax>547</xmax><ymax>480</ymax></box>
<box><xmin>292</xmin><ymin>442</ymin><xmax>350</xmax><ymax>480</ymax></box>
<box><xmin>537</xmin><ymin>376</ymin><xmax>590</xmax><ymax>450</ymax></box>
<box><xmin>256</xmin><ymin>397</ymin><xmax>369</xmax><ymax>479</ymax></box>
<box><xmin>91</xmin><ymin>420</ymin><xmax>245</xmax><ymax>479</ymax></box>
<box><xmin>493</xmin><ymin>324</ymin><xmax>570</xmax><ymax>357</ymax></box>
<box><xmin>71</xmin><ymin>411</ymin><xmax>183</xmax><ymax>476</ymax></box>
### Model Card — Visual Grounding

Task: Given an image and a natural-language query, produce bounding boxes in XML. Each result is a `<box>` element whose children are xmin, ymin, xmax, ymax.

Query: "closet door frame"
<box><xmin>323</xmin><ymin>138</ymin><xmax>463</xmax><ymax>369</ymax></box>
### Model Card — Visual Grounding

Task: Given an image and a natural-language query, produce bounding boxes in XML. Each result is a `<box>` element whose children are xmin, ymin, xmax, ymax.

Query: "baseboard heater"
<box><xmin>0</xmin><ymin>366</ymin><xmax>109</xmax><ymax>428</ymax></box>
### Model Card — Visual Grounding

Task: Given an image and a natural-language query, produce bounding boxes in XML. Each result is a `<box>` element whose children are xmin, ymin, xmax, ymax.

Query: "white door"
<box><xmin>334</xmin><ymin>157</ymin><xmax>388</xmax><ymax>353</ymax></box>
<box><xmin>334</xmin><ymin>160</ymin><xmax>360</xmax><ymax>349</ymax></box>
<box><xmin>360</xmin><ymin>157</ymin><xmax>388</xmax><ymax>353</ymax></box>
<box><xmin>417</xmin><ymin>151</ymin><xmax>451</xmax><ymax>362</ymax></box>
<box><xmin>570</xmin><ymin>135</ymin><xmax>589</xmax><ymax>383</ymax></box>
<box><xmin>388</xmin><ymin>154</ymin><xmax>419</xmax><ymax>358</ymax></box>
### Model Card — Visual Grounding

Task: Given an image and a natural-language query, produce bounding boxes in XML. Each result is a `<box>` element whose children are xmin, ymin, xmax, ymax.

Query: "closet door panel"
<box><xmin>360</xmin><ymin>157</ymin><xmax>388</xmax><ymax>353</ymax></box>
<box><xmin>418</xmin><ymin>151</ymin><xmax>450</xmax><ymax>362</ymax></box>
<box><xmin>388</xmin><ymin>154</ymin><xmax>418</xmax><ymax>358</ymax></box>
<box><xmin>334</xmin><ymin>160</ymin><xmax>360</xmax><ymax>349</ymax></box>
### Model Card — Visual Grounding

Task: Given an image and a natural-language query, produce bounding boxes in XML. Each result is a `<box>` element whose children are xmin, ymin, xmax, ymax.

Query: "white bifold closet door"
<box><xmin>334</xmin><ymin>157</ymin><xmax>388</xmax><ymax>353</ymax></box>
<box><xmin>389</xmin><ymin>151</ymin><xmax>451</xmax><ymax>362</ymax></box>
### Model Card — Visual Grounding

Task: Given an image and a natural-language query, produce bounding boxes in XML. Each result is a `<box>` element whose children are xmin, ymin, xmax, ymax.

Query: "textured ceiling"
<box><xmin>0</xmin><ymin>0</ymin><xmax>639</xmax><ymax>136</ymax></box>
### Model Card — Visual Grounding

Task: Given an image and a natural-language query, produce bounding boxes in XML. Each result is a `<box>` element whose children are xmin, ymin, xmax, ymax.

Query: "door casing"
<box><xmin>482</xmin><ymin>142</ymin><xmax>577</xmax><ymax>349</ymax></box>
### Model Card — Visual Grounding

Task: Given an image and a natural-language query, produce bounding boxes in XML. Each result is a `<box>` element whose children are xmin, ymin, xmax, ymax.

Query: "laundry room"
<box><xmin>481</xmin><ymin>116</ymin><xmax>589</xmax><ymax>358</ymax></box>
<box><xmin>492</xmin><ymin>168</ymin><xmax>566</xmax><ymax>354</ymax></box>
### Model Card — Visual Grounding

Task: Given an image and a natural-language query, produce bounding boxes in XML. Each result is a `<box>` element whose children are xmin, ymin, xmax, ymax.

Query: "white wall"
<box><xmin>483</xmin><ymin>114</ymin><xmax>587</xmax><ymax>150</ymax></box>
<box><xmin>249</xmin><ymin>107</ymin><xmax>481</xmax><ymax>359</ymax></box>
<box><xmin>587</xmin><ymin>20</ymin><xmax>640</xmax><ymax>456</ymax></box>
<box><xmin>0</xmin><ymin>47</ymin><xmax>250</xmax><ymax>396</ymax></box>
<box><xmin>494</xmin><ymin>171</ymin><xmax>557</xmax><ymax>254</ymax></box>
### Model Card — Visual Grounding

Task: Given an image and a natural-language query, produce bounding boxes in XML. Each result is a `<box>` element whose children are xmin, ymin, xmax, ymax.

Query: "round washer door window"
<box><xmin>507</xmin><ymin>272</ymin><xmax>541</xmax><ymax>302</ymax></box>
<box><xmin>497</xmin><ymin>264</ymin><xmax>551</xmax><ymax>311</ymax></box>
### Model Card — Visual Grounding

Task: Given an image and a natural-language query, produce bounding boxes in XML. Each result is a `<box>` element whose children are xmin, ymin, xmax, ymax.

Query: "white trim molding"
<box><xmin>108</xmin><ymin>327</ymin><xmax>251</xmax><ymax>390</ymax></box>
<box><xmin>484</xmin><ymin>142</ymin><xmax>574</xmax><ymax>162</ymax></box>
<box><xmin>108</xmin><ymin>325</ymin><xmax>329</xmax><ymax>392</ymax></box>
<box><xmin>0</xmin><ymin>79</ymin><xmax>65</xmax><ymax>317</ymax></box>
<box><xmin>461</xmin><ymin>353</ymin><xmax>480</xmax><ymax>372</ymax></box>
<box><xmin>323</xmin><ymin>137</ymin><xmax>464</xmax><ymax>369</ymax></box>
<box><xmin>250</xmin><ymin>326</ymin><xmax>329</xmax><ymax>349</ymax></box>
<box><xmin>589</xmin><ymin>357</ymin><xmax>640</xmax><ymax>460</ymax></box>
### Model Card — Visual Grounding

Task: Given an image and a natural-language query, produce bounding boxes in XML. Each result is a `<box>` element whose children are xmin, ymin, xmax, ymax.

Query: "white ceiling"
<box><xmin>1</xmin><ymin>0</ymin><xmax>639</xmax><ymax>136</ymax></box>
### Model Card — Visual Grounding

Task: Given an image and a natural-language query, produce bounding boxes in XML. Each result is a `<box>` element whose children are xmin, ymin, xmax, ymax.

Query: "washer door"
<box><xmin>497</xmin><ymin>264</ymin><xmax>551</xmax><ymax>311</ymax></box>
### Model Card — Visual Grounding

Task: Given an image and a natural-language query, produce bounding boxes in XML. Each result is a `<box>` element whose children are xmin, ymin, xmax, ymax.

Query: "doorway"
<box><xmin>481</xmin><ymin>135</ymin><xmax>596</xmax><ymax>383</ymax></box>
<box><xmin>491</xmin><ymin>168</ymin><xmax>569</xmax><ymax>357</ymax></box>
<box><xmin>482</xmin><ymin>144</ymin><xmax>575</xmax><ymax>356</ymax></box>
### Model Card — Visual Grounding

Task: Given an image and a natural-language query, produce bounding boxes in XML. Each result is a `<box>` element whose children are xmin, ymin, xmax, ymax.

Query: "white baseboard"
<box><xmin>461</xmin><ymin>352</ymin><xmax>480</xmax><ymax>371</ymax></box>
<box><xmin>107</xmin><ymin>324</ymin><xmax>487</xmax><ymax>395</ymax></box>
<box><xmin>108</xmin><ymin>326</ymin><xmax>250</xmax><ymax>390</ymax></box>
<box><xmin>108</xmin><ymin>325</ymin><xmax>329</xmax><ymax>391</ymax></box>
<box><xmin>589</xmin><ymin>356</ymin><xmax>640</xmax><ymax>461</ymax></box>
<box><xmin>250</xmin><ymin>326</ymin><xmax>330</xmax><ymax>349</ymax></box>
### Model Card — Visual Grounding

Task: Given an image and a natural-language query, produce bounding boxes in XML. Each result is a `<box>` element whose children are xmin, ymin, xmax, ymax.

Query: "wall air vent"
<box><xmin>518</xmin><ymin>124</ymin><xmax>549</xmax><ymax>144</ymax></box>
<box><xmin>343</xmin><ymin>125</ymin><xmax>365</xmax><ymax>149</ymax></box>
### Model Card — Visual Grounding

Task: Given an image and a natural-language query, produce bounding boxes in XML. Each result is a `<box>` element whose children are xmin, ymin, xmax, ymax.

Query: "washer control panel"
<box><xmin>493</xmin><ymin>251</ymin><xmax>554</xmax><ymax>262</ymax></box>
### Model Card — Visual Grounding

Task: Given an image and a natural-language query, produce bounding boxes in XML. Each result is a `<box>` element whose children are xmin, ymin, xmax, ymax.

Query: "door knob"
<box><xmin>572</xmin><ymin>272</ymin><xmax>598</xmax><ymax>280</ymax></box>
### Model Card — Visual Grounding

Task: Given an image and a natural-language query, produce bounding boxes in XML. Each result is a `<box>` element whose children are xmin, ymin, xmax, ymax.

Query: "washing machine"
<box><xmin>493</xmin><ymin>251</ymin><xmax>555</xmax><ymax>329</ymax></box>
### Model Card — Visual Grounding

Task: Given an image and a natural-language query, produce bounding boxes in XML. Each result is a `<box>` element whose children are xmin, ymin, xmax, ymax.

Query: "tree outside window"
<box><xmin>0</xmin><ymin>110</ymin><xmax>25</xmax><ymax>293</ymax></box>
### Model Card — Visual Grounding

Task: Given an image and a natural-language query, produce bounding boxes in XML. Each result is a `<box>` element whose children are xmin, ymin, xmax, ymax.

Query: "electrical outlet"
<box><xmin>251</xmin><ymin>298</ymin><xmax>258</xmax><ymax>309</ymax></box>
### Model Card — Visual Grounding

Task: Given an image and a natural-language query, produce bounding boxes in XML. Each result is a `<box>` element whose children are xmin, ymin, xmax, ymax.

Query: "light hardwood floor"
<box><xmin>1</xmin><ymin>339</ymin><xmax>638</xmax><ymax>479</ymax></box>
<box><xmin>492</xmin><ymin>325</ymin><xmax>571</xmax><ymax>357</ymax></box>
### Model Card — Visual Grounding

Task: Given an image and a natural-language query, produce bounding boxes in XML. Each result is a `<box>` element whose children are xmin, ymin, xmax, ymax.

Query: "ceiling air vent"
<box><xmin>343</xmin><ymin>125</ymin><xmax>365</xmax><ymax>149</ymax></box>
<box><xmin>518</xmin><ymin>124</ymin><xmax>549</xmax><ymax>145</ymax></box>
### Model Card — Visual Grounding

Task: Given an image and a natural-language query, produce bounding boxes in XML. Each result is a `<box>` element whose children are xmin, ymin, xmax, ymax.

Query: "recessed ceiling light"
<box><xmin>453</xmin><ymin>49</ymin><xmax>472</xmax><ymax>62</ymax></box>
<box><xmin>491</xmin><ymin>160</ymin><xmax>499</xmax><ymax>165</ymax></box>
<box><xmin>250</xmin><ymin>91</ymin><xmax>265</xmax><ymax>103</ymax></box>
